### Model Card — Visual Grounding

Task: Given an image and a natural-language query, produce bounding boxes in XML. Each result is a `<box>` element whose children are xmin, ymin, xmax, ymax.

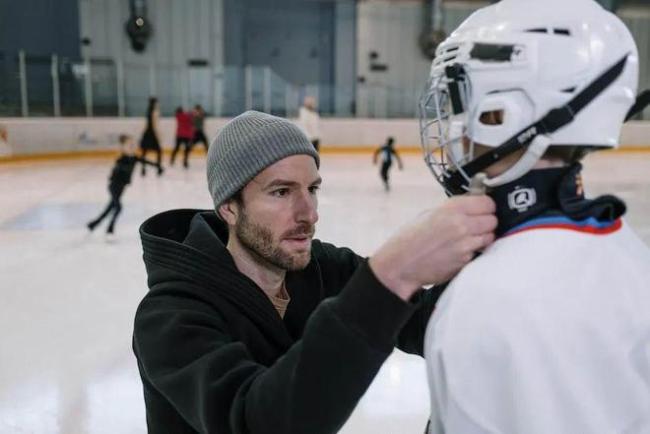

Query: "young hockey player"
<box><xmin>419</xmin><ymin>0</ymin><xmax>650</xmax><ymax>432</ymax></box>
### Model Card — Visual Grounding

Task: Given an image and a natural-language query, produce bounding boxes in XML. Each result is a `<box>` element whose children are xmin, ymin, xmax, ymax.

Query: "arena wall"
<box><xmin>0</xmin><ymin>117</ymin><xmax>648</xmax><ymax>158</ymax></box>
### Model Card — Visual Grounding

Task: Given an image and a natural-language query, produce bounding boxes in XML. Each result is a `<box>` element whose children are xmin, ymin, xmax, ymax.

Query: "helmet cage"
<box><xmin>419</xmin><ymin>63</ymin><xmax>475</xmax><ymax>195</ymax></box>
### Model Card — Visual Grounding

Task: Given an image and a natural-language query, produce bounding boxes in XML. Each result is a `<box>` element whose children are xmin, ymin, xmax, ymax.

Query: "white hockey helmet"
<box><xmin>419</xmin><ymin>0</ymin><xmax>639</xmax><ymax>195</ymax></box>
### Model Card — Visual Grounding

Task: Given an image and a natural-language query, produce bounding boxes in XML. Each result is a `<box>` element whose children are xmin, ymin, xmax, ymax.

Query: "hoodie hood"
<box><xmin>140</xmin><ymin>209</ymin><xmax>238</xmax><ymax>288</ymax></box>
<box><xmin>140</xmin><ymin>209</ymin><xmax>295</xmax><ymax>347</ymax></box>
<box><xmin>139</xmin><ymin>208</ymin><xmax>323</xmax><ymax>350</ymax></box>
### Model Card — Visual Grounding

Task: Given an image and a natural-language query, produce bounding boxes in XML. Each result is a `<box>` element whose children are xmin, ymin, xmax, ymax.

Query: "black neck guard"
<box><xmin>487</xmin><ymin>163</ymin><xmax>626</xmax><ymax>237</ymax></box>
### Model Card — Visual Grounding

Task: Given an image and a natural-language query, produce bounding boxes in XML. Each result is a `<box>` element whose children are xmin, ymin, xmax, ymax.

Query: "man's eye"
<box><xmin>308</xmin><ymin>186</ymin><xmax>320</xmax><ymax>195</ymax></box>
<box><xmin>272</xmin><ymin>188</ymin><xmax>289</xmax><ymax>197</ymax></box>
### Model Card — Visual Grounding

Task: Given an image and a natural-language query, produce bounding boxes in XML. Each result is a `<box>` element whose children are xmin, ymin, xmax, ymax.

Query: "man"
<box><xmin>133</xmin><ymin>111</ymin><xmax>496</xmax><ymax>433</ymax></box>
<box><xmin>419</xmin><ymin>0</ymin><xmax>650</xmax><ymax>432</ymax></box>
<box><xmin>298</xmin><ymin>96</ymin><xmax>321</xmax><ymax>152</ymax></box>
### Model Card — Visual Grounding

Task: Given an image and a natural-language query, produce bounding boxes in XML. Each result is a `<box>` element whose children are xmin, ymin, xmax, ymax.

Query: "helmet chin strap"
<box><xmin>483</xmin><ymin>135</ymin><xmax>551</xmax><ymax>187</ymax></box>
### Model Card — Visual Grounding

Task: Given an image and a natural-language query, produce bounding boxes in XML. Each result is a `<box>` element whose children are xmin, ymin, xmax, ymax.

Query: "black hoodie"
<box><xmin>133</xmin><ymin>209</ymin><xmax>443</xmax><ymax>434</ymax></box>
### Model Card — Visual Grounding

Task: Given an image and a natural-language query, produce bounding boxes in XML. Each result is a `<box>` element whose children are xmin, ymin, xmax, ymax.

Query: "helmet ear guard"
<box><xmin>470</xmin><ymin>91</ymin><xmax>535</xmax><ymax>147</ymax></box>
<box><xmin>422</xmin><ymin>51</ymin><xmax>633</xmax><ymax>196</ymax></box>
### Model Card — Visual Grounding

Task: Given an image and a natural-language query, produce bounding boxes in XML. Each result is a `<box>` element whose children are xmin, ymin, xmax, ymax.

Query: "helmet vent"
<box><xmin>525</xmin><ymin>28</ymin><xmax>548</xmax><ymax>34</ymax></box>
<box><xmin>442</xmin><ymin>53</ymin><xmax>459</xmax><ymax>63</ymax></box>
<box><xmin>470</xmin><ymin>43</ymin><xmax>515</xmax><ymax>62</ymax></box>
<box><xmin>524</xmin><ymin>27</ymin><xmax>571</xmax><ymax>36</ymax></box>
<box><xmin>553</xmin><ymin>28</ymin><xmax>571</xmax><ymax>36</ymax></box>
<box><xmin>439</xmin><ymin>45</ymin><xmax>460</xmax><ymax>63</ymax></box>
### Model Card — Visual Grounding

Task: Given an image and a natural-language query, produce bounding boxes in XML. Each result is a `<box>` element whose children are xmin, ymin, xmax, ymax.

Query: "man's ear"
<box><xmin>217</xmin><ymin>200</ymin><xmax>239</xmax><ymax>225</ymax></box>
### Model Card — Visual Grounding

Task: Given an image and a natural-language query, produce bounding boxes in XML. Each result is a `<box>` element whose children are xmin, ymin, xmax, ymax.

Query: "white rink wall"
<box><xmin>0</xmin><ymin>117</ymin><xmax>649</xmax><ymax>156</ymax></box>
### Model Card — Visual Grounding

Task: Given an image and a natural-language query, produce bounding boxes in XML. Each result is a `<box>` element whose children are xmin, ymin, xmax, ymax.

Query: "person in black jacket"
<box><xmin>139</xmin><ymin>97</ymin><xmax>164</xmax><ymax>177</ymax></box>
<box><xmin>191</xmin><ymin>104</ymin><xmax>209</xmax><ymax>153</ymax></box>
<box><xmin>373</xmin><ymin>136</ymin><xmax>403</xmax><ymax>191</ymax></box>
<box><xmin>87</xmin><ymin>134</ymin><xmax>161</xmax><ymax>237</ymax></box>
<box><xmin>133</xmin><ymin>111</ymin><xmax>497</xmax><ymax>434</ymax></box>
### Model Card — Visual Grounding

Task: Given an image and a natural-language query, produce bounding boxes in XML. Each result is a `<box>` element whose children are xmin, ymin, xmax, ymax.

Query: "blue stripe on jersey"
<box><xmin>505</xmin><ymin>216</ymin><xmax>619</xmax><ymax>236</ymax></box>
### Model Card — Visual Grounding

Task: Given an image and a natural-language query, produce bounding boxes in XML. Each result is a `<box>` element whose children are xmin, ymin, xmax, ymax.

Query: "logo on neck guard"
<box><xmin>508</xmin><ymin>187</ymin><xmax>537</xmax><ymax>213</ymax></box>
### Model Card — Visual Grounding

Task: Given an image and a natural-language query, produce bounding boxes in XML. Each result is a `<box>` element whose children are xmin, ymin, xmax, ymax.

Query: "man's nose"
<box><xmin>294</xmin><ymin>190</ymin><xmax>318</xmax><ymax>225</ymax></box>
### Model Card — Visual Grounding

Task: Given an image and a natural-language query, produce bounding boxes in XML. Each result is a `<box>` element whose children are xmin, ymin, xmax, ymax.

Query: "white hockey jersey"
<box><xmin>425</xmin><ymin>216</ymin><xmax>650</xmax><ymax>434</ymax></box>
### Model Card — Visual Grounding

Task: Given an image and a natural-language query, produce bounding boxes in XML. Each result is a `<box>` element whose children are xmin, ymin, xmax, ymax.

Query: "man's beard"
<box><xmin>235</xmin><ymin>209</ymin><xmax>314</xmax><ymax>271</ymax></box>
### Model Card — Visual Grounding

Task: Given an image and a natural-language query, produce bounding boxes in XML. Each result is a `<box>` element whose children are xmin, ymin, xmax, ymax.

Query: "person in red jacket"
<box><xmin>170</xmin><ymin>106</ymin><xmax>195</xmax><ymax>169</ymax></box>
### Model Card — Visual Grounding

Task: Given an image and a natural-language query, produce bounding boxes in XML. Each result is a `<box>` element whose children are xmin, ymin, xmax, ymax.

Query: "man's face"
<box><xmin>231</xmin><ymin>155</ymin><xmax>321</xmax><ymax>271</ymax></box>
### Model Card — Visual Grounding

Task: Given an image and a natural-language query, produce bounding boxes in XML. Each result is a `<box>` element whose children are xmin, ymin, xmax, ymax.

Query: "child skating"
<box><xmin>372</xmin><ymin>136</ymin><xmax>403</xmax><ymax>191</ymax></box>
<box><xmin>87</xmin><ymin>134</ymin><xmax>162</xmax><ymax>239</ymax></box>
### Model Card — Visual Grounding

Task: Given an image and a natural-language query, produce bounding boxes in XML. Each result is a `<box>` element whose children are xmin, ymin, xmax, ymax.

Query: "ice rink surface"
<box><xmin>1</xmin><ymin>151</ymin><xmax>649</xmax><ymax>433</ymax></box>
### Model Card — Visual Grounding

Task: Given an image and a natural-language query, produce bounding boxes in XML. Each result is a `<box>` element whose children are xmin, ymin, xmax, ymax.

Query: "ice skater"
<box><xmin>298</xmin><ymin>96</ymin><xmax>321</xmax><ymax>152</ymax></box>
<box><xmin>191</xmin><ymin>104</ymin><xmax>209</xmax><ymax>153</ymax></box>
<box><xmin>87</xmin><ymin>134</ymin><xmax>162</xmax><ymax>238</ymax></box>
<box><xmin>372</xmin><ymin>136</ymin><xmax>403</xmax><ymax>191</ymax></box>
<box><xmin>170</xmin><ymin>107</ymin><xmax>194</xmax><ymax>169</ymax></box>
<box><xmin>139</xmin><ymin>97</ymin><xmax>164</xmax><ymax>176</ymax></box>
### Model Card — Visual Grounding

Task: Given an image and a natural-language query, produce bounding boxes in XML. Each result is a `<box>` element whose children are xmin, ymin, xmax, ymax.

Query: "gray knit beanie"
<box><xmin>207</xmin><ymin>110</ymin><xmax>320</xmax><ymax>209</ymax></box>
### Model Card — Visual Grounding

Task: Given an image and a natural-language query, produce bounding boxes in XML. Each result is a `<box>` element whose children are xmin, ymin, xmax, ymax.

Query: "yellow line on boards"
<box><xmin>320</xmin><ymin>146</ymin><xmax>650</xmax><ymax>155</ymax></box>
<box><xmin>0</xmin><ymin>148</ymin><xmax>206</xmax><ymax>164</ymax></box>
<box><xmin>319</xmin><ymin>146</ymin><xmax>423</xmax><ymax>155</ymax></box>
<box><xmin>601</xmin><ymin>146</ymin><xmax>650</xmax><ymax>154</ymax></box>
<box><xmin>0</xmin><ymin>150</ymin><xmax>121</xmax><ymax>163</ymax></box>
<box><xmin>1</xmin><ymin>145</ymin><xmax>649</xmax><ymax>164</ymax></box>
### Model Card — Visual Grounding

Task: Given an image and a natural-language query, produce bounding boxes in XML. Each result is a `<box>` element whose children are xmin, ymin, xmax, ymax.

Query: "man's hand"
<box><xmin>369</xmin><ymin>195</ymin><xmax>497</xmax><ymax>301</ymax></box>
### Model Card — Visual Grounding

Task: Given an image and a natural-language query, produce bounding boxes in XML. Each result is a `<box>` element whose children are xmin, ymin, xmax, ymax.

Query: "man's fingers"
<box><xmin>466</xmin><ymin>232</ymin><xmax>496</xmax><ymax>253</ymax></box>
<box><xmin>453</xmin><ymin>195</ymin><xmax>496</xmax><ymax>215</ymax></box>
<box><xmin>468</xmin><ymin>214</ymin><xmax>498</xmax><ymax>236</ymax></box>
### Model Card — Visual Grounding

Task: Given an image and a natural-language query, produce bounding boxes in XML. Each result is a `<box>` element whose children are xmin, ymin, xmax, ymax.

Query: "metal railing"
<box><xmin>2</xmin><ymin>49</ymin><xmax>647</xmax><ymax>120</ymax></box>
<box><xmin>0</xmin><ymin>52</ymin><xmax>335</xmax><ymax>118</ymax></box>
<box><xmin>0</xmin><ymin>50</ymin><xmax>430</xmax><ymax>119</ymax></box>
